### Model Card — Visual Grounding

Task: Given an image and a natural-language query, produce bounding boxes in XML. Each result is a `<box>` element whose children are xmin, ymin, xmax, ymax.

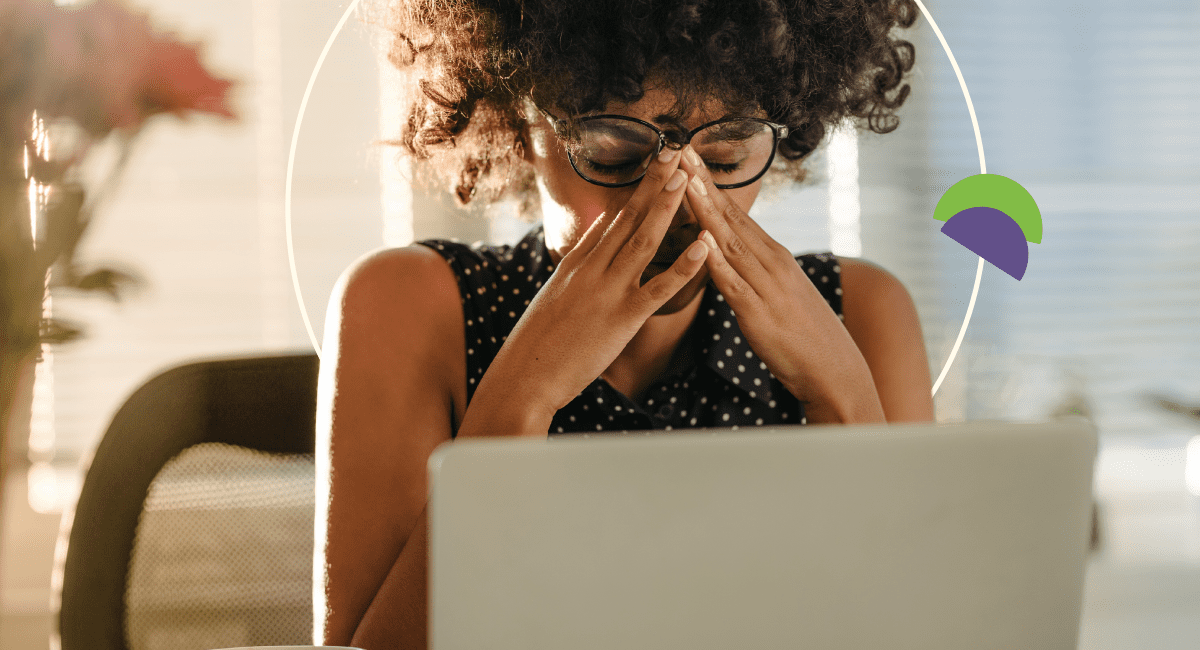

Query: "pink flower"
<box><xmin>3</xmin><ymin>0</ymin><xmax>236</xmax><ymax>136</ymax></box>
<box><xmin>140</xmin><ymin>38</ymin><xmax>237</xmax><ymax>122</ymax></box>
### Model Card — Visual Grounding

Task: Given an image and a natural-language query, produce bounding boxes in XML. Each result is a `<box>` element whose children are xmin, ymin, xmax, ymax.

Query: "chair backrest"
<box><xmin>56</xmin><ymin>353</ymin><xmax>320</xmax><ymax>650</ymax></box>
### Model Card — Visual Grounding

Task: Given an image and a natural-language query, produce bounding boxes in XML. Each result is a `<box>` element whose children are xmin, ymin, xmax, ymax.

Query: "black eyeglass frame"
<box><xmin>540</xmin><ymin>109</ymin><xmax>790</xmax><ymax>190</ymax></box>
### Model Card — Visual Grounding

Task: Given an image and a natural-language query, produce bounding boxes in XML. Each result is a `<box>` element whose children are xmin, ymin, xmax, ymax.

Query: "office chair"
<box><xmin>56</xmin><ymin>353</ymin><xmax>320</xmax><ymax>650</ymax></box>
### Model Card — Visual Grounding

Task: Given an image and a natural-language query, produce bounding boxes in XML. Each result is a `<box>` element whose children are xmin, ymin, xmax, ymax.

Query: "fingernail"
<box><xmin>685</xmin><ymin>146</ymin><xmax>703</xmax><ymax>167</ymax></box>
<box><xmin>690</xmin><ymin>174</ymin><xmax>707</xmax><ymax>196</ymax></box>
<box><xmin>658</xmin><ymin>147</ymin><xmax>680</xmax><ymax>162</ymax></box>
<box><xmin>665</xmin><ymin>169</ymin><xmax>686</xmax><ymax>191</ymax></box>
<box><xmin>687</xmin><ymin>241</ymin><xmax>707</xmax><ymax>261</ymax></box>
<box><xmin>703</xmin><ymin>231</ymin><xmax>717</xmax><ymax>248</ymax></box>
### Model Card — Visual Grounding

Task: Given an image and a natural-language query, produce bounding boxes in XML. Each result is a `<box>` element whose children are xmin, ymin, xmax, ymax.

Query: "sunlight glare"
<box><xmin>826</xmin><ymin>121</ymin><xmax>862</xmax><ymax>258</ymax></box>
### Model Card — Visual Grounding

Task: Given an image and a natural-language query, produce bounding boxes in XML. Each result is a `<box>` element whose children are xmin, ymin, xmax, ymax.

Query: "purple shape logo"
<box><xmin>933</xmin><ymin>174</ymin><xmax>1042</xmax><ymax>280</ymax></box>
<box><xmin>940</xmin><ymin>207</ymin><xmax>1029</xmax><ymax>280</ymax></box>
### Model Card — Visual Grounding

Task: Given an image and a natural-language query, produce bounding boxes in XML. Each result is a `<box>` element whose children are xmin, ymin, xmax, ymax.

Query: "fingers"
<box><xmin>608</xmin><ymin>166</ymin><xmax>689</xmax><ymax>275</ymax></box>
<box><xmin>595</xmin><ymin>146</ymin><xmax>683</xmax><ymax>257</ymax></box>
<box><xmin>678</xmin><ymin>146</ymin><xmax>794</xmax><ymax>272</ymax></box>
<box><xmin>698</xmin><ymin>230</ymin><xmax>759</xmax><ymax>305</ymax></box>
<box><xmin>637</xmin><ymin>237</ymin><xmax>709</xmax><ymax>311</ymax></box>
<box><xmin>625</xmin><ymin>146</ymin><xmax>683</xmax><ymax>224</ymax></box>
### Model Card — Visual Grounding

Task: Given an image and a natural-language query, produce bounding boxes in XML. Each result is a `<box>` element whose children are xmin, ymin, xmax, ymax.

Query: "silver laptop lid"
<box><xmin>429</xmin><ymin>419</ymin><xmax>1096</xmax><ymax>650</ymax></box>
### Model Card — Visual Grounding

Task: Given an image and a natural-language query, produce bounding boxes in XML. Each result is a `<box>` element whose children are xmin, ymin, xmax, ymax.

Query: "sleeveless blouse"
<box><xmin>419</xmin><ymin>226</ymin><xmax>844</xmax><ymax>437</ymax></box>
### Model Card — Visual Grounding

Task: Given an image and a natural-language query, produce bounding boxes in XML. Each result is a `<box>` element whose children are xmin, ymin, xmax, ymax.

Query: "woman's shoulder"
<box><xmin>832</xmin><ymin>256</ymin><xmax>924</xmax><ymax>362</ymax></box>
<box><xmin>791</xmin><ymin>252</ymin><xmax>919</xmax><ymax>339</ymax></box>
<box><xmin>332</xmin><ymin>245</ymin><xmax>464</xmax><ymax>358</ymax></box>
<box><xmin>330</xmin><ymin>244</ymin><xmax>469</xmax><ymax>419</ymax></box>
<box><xmin>338</xmin><ymin>244</ymin><xmax>459</xmax><ymax>307</ymax></box>
<box><xmin>790</xmin><ymin>252</ymin><xmax>912</xmax><ymax>308</ymax></box>
<box><xmin>833</xmin><ymin>256</ymin><xmax>934</xmax><ymax>421</ymax></box>
<box><xmin>835</xmin><ymin>257</ymin><xmax>914</xmax><ymax>316</ymax></box>
<box><xmin>333</xmin><ymin>227</ymin><xmax>546</xmax><ymax>336</ymax></box>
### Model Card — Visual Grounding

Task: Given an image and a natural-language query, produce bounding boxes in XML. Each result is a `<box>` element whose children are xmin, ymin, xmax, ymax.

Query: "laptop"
<box><xmin>428</xmin><ymin>419</ymin><xmax>1096</xmax><ymax>650</ymax></box>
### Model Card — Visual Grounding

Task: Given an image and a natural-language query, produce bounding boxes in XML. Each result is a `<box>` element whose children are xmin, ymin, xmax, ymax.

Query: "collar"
<box><xmin>697</xmin><ymin>285</ymin><xmax>777</xmax><ymax>406</ymax></box>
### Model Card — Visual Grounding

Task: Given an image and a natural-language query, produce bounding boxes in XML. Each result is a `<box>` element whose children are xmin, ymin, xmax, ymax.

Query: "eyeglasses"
<box><xmin>540</xmin><ymin>109</ymin><xmax>789</xmax><ymax>189</ymax></box>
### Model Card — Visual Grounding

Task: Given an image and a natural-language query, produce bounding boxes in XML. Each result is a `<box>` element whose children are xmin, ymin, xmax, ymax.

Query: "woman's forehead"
<box><xmin>598</xmin><ymin>85</ymin><xmax>761</xmax><ymax>129</ymax></box>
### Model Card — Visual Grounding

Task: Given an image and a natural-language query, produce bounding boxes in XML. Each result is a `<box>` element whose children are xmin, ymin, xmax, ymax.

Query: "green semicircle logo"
<box><xmin>933</xmin><ymin>173</ymin><xmax>1042</xmax><ymax>244</ymax></box>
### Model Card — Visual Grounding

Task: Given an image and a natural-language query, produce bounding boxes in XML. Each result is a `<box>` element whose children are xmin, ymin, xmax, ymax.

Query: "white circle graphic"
<box><xmin>911</xmin><ymin>0</ymin><xmax>987</xmax><ymax>397</ymax></box>
<box><xmin>287</xmin><ymin>0</ymin><xmax>985</xmax><ymax>397</ymax></box>
<box><xmin>286</xmin><ymin>0</ymin><xmax>362</xmax><ymax>357</ymax></box>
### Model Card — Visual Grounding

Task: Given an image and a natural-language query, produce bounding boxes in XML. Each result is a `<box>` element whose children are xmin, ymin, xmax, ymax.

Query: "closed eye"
<box><xmin>705</xmin><ymin>159</ymin><xmax>745</xmax><ymax>174</ymax></box>
<box><xmin>583</xmin><ymin>158</ymin><xmax>644</xmax><ymax>174</ymax></box>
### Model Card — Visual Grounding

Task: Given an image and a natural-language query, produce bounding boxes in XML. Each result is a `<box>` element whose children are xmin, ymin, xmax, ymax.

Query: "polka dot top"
<box><xmin>419</xmin><ymin>226</ymin><xmax>843</xmax><ymax>437</ymax></box>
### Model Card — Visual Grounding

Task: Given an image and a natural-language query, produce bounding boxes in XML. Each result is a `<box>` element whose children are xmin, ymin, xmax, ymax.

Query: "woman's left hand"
<box><xmin>678</xmin><ymin>146</ymin><xmax>886</xmax><ymax>424</ymax></box>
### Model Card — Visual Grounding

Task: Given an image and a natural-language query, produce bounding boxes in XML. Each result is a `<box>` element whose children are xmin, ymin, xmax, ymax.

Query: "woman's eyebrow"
<box><xmin>652</xmin><ymin>112</ymin><xmax>741</xmax><ymax>130</ymax></box>
<box><xmin>652</xmin><ymin>114</ymin><xmax>688</xmax><ymax>130</ymax></box>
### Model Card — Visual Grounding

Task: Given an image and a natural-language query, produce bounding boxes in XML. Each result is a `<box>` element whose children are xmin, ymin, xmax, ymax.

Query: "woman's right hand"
<box><xmin>456</xmin><ymin>146</ymin><xmax>709</xmax><ymax>438</ymax></box>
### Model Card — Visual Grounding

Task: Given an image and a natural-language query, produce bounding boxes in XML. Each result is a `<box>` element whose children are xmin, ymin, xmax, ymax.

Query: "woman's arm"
<box><xmin>838</xmin><ymin>258</ymin><xmax>935</xmax><ymax>422</ymax></box>
<box><xmin>320</xmin><ymin>149</ymin><xmax>711</xmax><ymax>648</ymax></box>
<box><xmin>676</xmin><ymin>150</ymin><xmax>933</xmax><ymax>424</ymax></box>
<box><xmin>318</xmin><ymin>245</ymin><xmax>464</xmax><ymax>649</ymax></box>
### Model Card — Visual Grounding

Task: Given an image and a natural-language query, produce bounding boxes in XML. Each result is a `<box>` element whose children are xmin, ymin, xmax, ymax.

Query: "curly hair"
<box><xmin>374</xmin><ymin>0</ymin><xmax>918</xmax><ymax>208</ymax></box>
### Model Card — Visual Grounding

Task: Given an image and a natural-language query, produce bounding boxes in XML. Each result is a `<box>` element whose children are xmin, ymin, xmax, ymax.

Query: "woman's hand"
<box><xmin>456</xmin><ymin>147</ymin><xmax>710</xmax><ymax>438</ymax></box>
<box><xmin>678</xmin><ymin>146</ymin><xmax>887</xmax><ymax>424</ymax></box>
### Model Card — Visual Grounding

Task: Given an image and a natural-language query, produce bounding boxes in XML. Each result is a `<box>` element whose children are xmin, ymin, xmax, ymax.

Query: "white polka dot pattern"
<box><xmin>419</xmin><ymin>227</ymin><xmax>843</xmax><ymax>437</ymax></box>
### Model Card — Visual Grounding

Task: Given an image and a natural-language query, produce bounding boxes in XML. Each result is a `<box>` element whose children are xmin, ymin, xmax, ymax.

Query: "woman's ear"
<box><xmin>517</xmin><ymin>120</ymin><xmax>534</xmax><ymax>164</ymax></box>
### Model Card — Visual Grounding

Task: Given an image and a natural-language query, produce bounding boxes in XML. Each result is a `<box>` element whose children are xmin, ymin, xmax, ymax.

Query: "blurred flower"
<box><xmin>1</xmin><ymin>0</ymin><xmax>236</xmax><ymax>138</ymax></box>
<box><xmin>1</xmin><ymin>0</ymin><xmax>239</xmax><ymax>495</ymax></box>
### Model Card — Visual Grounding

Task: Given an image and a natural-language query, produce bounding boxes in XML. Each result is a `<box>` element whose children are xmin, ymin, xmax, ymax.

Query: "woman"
<box><xmin>319</xmin><ymin>0</ymin><xmax>932</xmax><ymax>647</ymax></box>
